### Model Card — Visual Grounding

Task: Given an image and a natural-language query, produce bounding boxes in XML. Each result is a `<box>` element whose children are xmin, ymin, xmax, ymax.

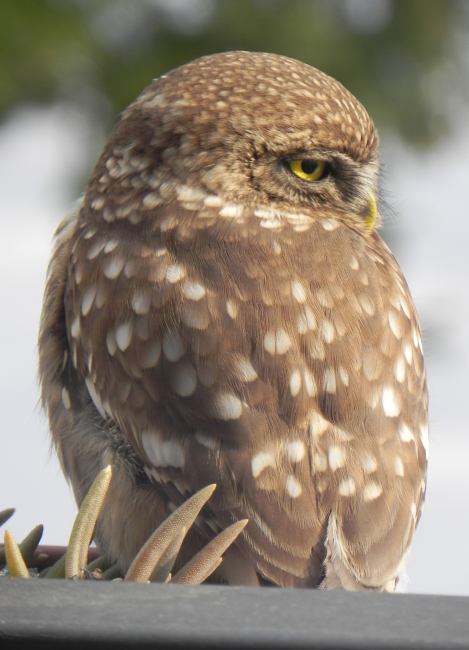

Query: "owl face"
<box><xmin>90</xmin><ymin>52</ymin><xmax>379</xmax><ymax>237</ymax></box>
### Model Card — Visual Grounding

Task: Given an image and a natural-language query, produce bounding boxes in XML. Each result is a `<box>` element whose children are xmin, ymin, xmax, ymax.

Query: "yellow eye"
<box><xmin>288</xmin><ymin>159</ymin><xmax>328</xmax><ymax>182</ymax></box>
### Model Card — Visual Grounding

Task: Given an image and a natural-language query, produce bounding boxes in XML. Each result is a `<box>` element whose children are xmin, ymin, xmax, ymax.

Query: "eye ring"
<box><xmin>287</xmin><ymin>158</ymin><xmax>329</xmax><ymax>182</ymax></box>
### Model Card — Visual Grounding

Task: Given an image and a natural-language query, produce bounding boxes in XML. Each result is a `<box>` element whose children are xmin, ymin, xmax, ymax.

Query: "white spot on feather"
<box><xmin>349</xmin><ymin>255</ymin><xmax>359</xmax><ymax>270</ymax></box>
<box><xmin>286</xmin><ymin>440</ymin><xmax>305</xmax><ymax>463</ymax></box>
<box><xmin>359</xmin><ymin>293</ymin><xmax>375</xmax><ymax>316</ymax></box>
<box><xmin>260</xmin><ymin>218</ymin><xmax>282</xmax><ymax>230</ymax></box>
<box><xmin>70</xmin><ymin>316</ymin><xmax>80</xmax><ymax>339</ymax></box>
<box><xmin>182</xmin><ymin>280</ymin><xmax>206</xmax><ymax>301</ymax></box>
<box><xmin>285</xmin><ymin>475</ymin><xmax>302</xmax><ymax>498</ymax></box>
<box><xmin>176</xmin><ymin>185</ymin><xmax>206</xmax><ymax>203</ymax></box>
<box><xmin>91</xmin><ymin>197</ymin><xmax>104</xmax><ymax>210</ymax></box>
<box><xmin>403</xmin><ymin>342</ymin><xmax>413</xmax><ymax>365</ymax></box>
<box><xmin>115</xmin><ymin>322</ymin><xmax>133</xmax><ymax>351</ymax></box>
<box><xmin>166</xmin><ymin>264</ymin><xmax>186</xmax><ymax>283</ymax></box>
<box><xmin>323</xmin><ymin>368</ymin><xmax>336</xmax><ymax>394</ymax></box>
<box><xmin>309</xmin><ymin>411</ymin><xmax>329</xmax><ymax>437</ymax></box>
<box><xmin>103</xmin><ymin>255</ymin><xmax>125</xmax><ymax>279</ymax></box>
<box><xmin>195</xmin><ymin>432</ymin><xmax>220</xmax><ymax>450</ymax></box>
<box><xmin>226</xmin><ymin>299</ymin><xmax>238</xmax><ymax>319</ymax></box>
<box><xmin>321</xmin><ymin>218</ymin><xmax>339</xmax><ymax>231</ymax></box>
<box><xmin>106</xmin><ymin>331</ymin><xmax>117</xmax><ymax>356</ymax></box>
<box><xmin>394</xmin><ymin>357</ymin><xmax>406</xmax><ymax>383</ymax></box>
<box><xmin>204</xmin><ymin>195</ymin><xmax>223</xmax><ymax>207</ymax></box>
<box><xmin>233</xmin><ymin>355</ymin><xmax>257</xmax><ymax>382</ymax></box>
<box><xmin>142</xmin><ymin>192</ymin><xmax>161</xmax><ymax>209</ymax></box>
<box><xmin>213</xmin><ymin>392</ymin><xmax>242</xmax><ymax>420</ymax></box>
<box><xmin>263</xmin><ymin>328</ymin><xmax>292</xmax><ymax>355</ymax></box>
<box><xmin>291</xmin><ymin>280</ymin><xmax>307</xmax><ymax>303</ymax></box>
<box><xmin>219</xmin><ymin>204</ymin><xmax>243</xmax><ymax>218</ymax></box>
<box><xmin>382</xmin><ymin>386</ymin><xmax>401</xmax><ymax>417</ymax></box>
<box><xmin>289</xmin><ymin>369</ymin><xmax>302</xmax><ymax>396</ymax></box>
<box><xmin>103</xmin><ymin>239</ymin><xmax>119</xmax><ymax>254</ymax></box>
<box><xmin>328</xmin><ymin>445</ymin><xmax>345</xmax><ymax>471</ymax></box>
<box><xmin>142</xmin><ymin>430</ymin><xmax>185</xmax><ymax>468</ymax></box>
<box><xmin>338</xmin><ymin>366</ymin><xmax>349</xmax><ymax>387</ymax></box>
<box><xmin>85</xmin><ymin>378</ymin><xmax>106</xmax><ymax>419</ymax></box>
<box><xmin>171</xmin><ymin>362</ymin><xmax>197</xmax><ymax>397</ymax></box>
<box><xmin>399</xmin><ymin>422</ymin><xmax>415</xmax><ymax>443</ymax></box>
<box><xmin>338</xmin><ymin>478</ymin><xmax>356</xmax><ymax>496</ymax></box>
<box><xmin>316</xmin><ymin>289</ymin><xmax>334</xmax><ymax>308</ymax></box>
<box><xmin>131</xmin><ymin>289</ymin><xmax>151</xmax><ymax>315</ymax></box>
<box><xmin>298</xmin><ymin>306</ymin><xmax>317</xmax><ymax>335</ymax></box>
<box><xmin>394</xmin><ymin>456</ymin><xmax>405</xmax><ymax>477</ymax></box>
<box><xmin>388</xmin><ymin>311</ymin><xmax>402</xmax><ymax>339</ymax></box>
<box><xmin>251</xmin><ymin>451</ymin><xmax>275</xmax><ymax>478</ymax></box>
<box><xmin>87</xmin><ymin>240</ymin><xmax>105</xmax><ymax>260</ymax></box>
<box><xmin>363</xmin><ymin>482</ymin><xmax>383</xmax><ymax>501</ymax></box>
<box><xmin>321</xmin><ymin>320</ymin><xmax>335</xmax><ymax>344</ymax></box>
<box><xmin>420</xmin><ymin>423</ymin><xmax>429</xmax><ymax>457</ymax></box>
<box><xmin>163</xmin><ymin>331</ymin><xmax>185</xmax><ymax>362</ymax></box>
<box><xmin>61</xmin><ymin>387</ymin><xmax>71</xmax><ymax>410</ymax></box>
<box><xmin>303</xmin><ymin>368</ymin><xmax>317</xmax><ymax>396</ymax></box>
<box><xmin>361</xmin><ymin>453</ymin><xmax>377</xmax><ymax>474</ymax></box>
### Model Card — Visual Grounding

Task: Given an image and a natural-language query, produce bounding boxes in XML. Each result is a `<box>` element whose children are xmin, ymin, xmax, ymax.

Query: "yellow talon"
<box><xmin>172</xmin><ymin>519</ymin><xmax>248</xmax><ymax>585</ymax></box>
<box><xmin>4</xmin><ymin>530</ymin><xmax>30</xmax><ymax>579</ymax></box>
<box><xmin>125</xmin><ymin>483</ymin><xmax>216</xmax><ymax>583</ymax></box>
<box><xmin>65</xmin><ymin>465</ymin><xmax>113</xmax><ymax>579</ymax></box>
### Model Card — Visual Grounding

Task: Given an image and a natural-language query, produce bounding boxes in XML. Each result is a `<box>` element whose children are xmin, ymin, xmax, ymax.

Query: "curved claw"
<box><xmin>150</xmin><ymin>526</ymin><xmax>187</xmax><ymax>583</ymax></box>
<box><xmin>172</xmin><ymin>519</ymin><xmax>248</xmax><ymax>585</ymax></box>
<box><xmin>125</xmin><ymin>484</ymin><xmax>216</xmax><ymax>583</ymax></box>
<box><xmin>0</xmin><ymin>508</ymin><xmax>15</xmax><ymax>528</ymax></box>
<box><xmin>65</xmin><ymin>465</ymin><xmax>113</xmax><ymax>579</ymax></box>
<box><xmin>4</xmin><ymin>530</ymin><xmax>30</xmax><ymax>578</ymax></box>
<box><xmin>0</xmin><ymin>509</ymin><xmax>16</xmax><ymax>566</ymax></box>
<box><xmin>19</xmin><ymin>525</ymin><xmax>44</xmax><ymax>567</ymax></box>
<box><xmin>42</xmin><ymin>554</ymin><xmax>66</xmax><ymax>579</ymax></box>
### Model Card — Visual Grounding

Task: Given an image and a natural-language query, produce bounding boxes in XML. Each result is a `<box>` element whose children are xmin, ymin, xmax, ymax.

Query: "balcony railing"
<box><xmin>1</xmin><ymin>579</ymin><xmax>468</xmax><ymax>649</ymax></box>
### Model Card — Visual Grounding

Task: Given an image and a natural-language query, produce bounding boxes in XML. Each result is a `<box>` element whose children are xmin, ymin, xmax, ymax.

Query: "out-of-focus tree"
<box><xmin>1</xmin><ymin>0</ymin><xmax>468</xmax><ymax>150</ymax></box>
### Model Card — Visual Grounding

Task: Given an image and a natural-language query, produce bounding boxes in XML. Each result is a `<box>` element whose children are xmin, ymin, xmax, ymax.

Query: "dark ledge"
<box><xmin>0</xmin><ymin>579</ymin><xmax>468</xmax><ymax>649</ymax></box>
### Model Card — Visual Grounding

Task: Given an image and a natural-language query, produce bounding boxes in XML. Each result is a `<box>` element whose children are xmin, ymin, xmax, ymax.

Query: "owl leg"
<box><xmin>53</xmin><ymin>398</ymin><xmax>169</xmax><ymax>572</ymax></box>
<box><xmin>220</xmin><ymin>546</ymin><xmax>260</xmax><ymax>586</ymax></box>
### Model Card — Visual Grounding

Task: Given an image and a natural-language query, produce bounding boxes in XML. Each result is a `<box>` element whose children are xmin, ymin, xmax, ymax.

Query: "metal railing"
<box><xmin>1</xmin><ymin>579</ymin><xmax>468</xmax><ymax>649</ymax></box>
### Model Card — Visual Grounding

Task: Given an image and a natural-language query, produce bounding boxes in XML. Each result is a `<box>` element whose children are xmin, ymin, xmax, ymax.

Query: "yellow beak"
<box><xmin>365</xmin><ymin>194</ymin><xmax>378</xmax><ymax>230</ymax></box>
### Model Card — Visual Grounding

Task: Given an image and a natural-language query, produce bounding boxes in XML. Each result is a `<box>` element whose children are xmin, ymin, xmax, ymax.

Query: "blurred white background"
<box><xmin>0</xmin><ymin>0</ymin><xmax>468</xmax><ymax>596</ymax></box>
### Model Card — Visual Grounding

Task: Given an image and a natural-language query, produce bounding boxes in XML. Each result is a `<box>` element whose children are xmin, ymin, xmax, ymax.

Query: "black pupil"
<box><xmin>301</xmin><ymin>160</ymin><xmax>319</xmax><ymax>174</ymax></box>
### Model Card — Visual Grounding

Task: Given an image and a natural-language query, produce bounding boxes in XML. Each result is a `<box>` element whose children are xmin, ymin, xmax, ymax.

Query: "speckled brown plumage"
<box><xmin>39</xmin><ymin>51</ymin><xmax>428</xmax><ymax>590</ymax></box>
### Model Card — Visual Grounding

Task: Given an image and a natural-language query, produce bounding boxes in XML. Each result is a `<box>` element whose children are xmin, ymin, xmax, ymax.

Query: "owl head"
<box><xmin>86</xmin><ymin>52</ymin><xmax>380</xmax><ymax>235</ymax></box>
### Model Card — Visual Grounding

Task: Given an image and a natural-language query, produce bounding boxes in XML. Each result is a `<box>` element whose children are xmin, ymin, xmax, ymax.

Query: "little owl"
<box><xmin>39</xmin><ymin>51</ymin><xmax>428</xmax><ymax>590</ymax></box>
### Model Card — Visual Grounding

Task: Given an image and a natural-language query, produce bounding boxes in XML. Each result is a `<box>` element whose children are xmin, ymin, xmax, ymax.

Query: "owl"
<box><xmin>39</xmin><ymin>51</ymin><xmax>428</xmax><ymax>590</ymax></box>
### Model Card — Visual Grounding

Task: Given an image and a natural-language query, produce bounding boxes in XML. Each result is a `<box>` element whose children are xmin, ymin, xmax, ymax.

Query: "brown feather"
<box><xmin>39</xmin><ymin>52</ymin><xmax>428</xmax><ymax>590</ymax></box>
